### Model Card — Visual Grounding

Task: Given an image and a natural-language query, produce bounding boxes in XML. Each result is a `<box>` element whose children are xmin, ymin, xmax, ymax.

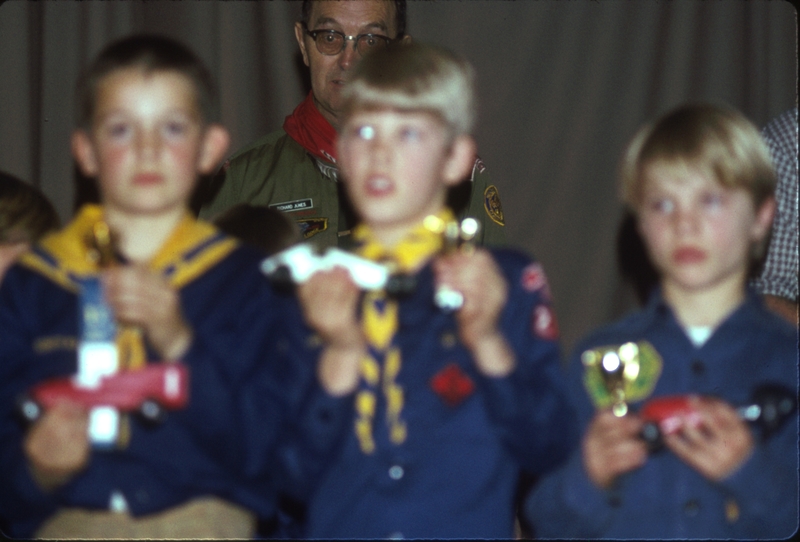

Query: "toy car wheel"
<box><xmin>639</xmin><ymin>421</ymin><xmax>664</xmax><ymax>452</ymax></box>
<box><xmin>17</xmin><ymin>396</ymin><xmax>42</xmax><ymax>424</ymax></box>
<box><xmin>138</xmin><ymin>399</ymin><xmax>166</xmax><ymax>424</ymax></box>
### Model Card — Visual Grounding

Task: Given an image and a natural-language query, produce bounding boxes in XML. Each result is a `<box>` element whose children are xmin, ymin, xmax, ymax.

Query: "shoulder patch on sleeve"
<box><xmin>483</xmin><ymin>185</ymin><xmax>505</xmax><ymax>226</ymax></box>
<box><xmin>520</xmin><ymin>262</ymin><xmax>552</xmax><ymax>299</ymax></box>
<box><xmin>532</xmin><ymin>304</ymin><xmax>559</xmax><ymax>340</ymax></box>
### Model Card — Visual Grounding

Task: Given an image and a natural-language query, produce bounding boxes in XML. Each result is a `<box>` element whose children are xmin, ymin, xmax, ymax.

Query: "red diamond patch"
<box><xmin>430</xmin><ymin>363</ymin><xmax>475</xmax><ymax>407</ymax></box>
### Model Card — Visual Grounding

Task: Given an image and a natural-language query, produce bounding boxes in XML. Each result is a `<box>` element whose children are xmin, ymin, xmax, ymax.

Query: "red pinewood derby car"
<box><xmin>639</xmin><ymin>384</ymin><xmax>796</xmax><ymax>450</ymax></box>
<box><xmin>18</xmin><ymin>364</ymin><xmax>189</xmax><ymax>424</ymax></box>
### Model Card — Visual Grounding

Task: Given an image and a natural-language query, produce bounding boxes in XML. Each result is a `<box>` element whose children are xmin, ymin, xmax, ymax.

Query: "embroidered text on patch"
<box><xmin>33</xmin><ymin>335</ymin><xmax>78</xmax><ymax>354</ymax></box>
<box><xmin>269</xmin><ymin>198</ymin><xmax>314</xmax><ymax>213</ymax></box>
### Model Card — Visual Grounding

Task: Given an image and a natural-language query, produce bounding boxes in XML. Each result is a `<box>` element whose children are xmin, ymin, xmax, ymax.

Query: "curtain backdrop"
<box><xmin>0</xmin><ymin>0</ymin><xmax>796</xmax><ymax>353</ymax></box>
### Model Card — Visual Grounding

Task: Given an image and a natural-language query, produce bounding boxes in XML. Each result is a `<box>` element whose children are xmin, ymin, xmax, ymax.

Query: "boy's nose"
<box><xmin>370</xmin><ymin>137</ymin><xmax>391</xmax><ymax>165</ymax></box>
<box><xmin>673</xmin><ymin>206</ymin><xmax>700</xmax><ymax>234</ymax></box>
<box><xmin>136</xmin><ymin>130</ymin><xmax>161</xmax><ymax>159</ymax></box>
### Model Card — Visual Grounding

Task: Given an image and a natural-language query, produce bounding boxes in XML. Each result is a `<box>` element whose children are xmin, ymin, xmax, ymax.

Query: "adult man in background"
<box><xmin>198</xmin><ymin>0</ymin><xmax>505</xmax><ymax>248</ymax></box>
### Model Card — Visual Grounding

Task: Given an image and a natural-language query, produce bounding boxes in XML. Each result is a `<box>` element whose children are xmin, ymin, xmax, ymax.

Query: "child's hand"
<box><xmin>433</xmin><ymin>249</ymin><xmax>515</xmax><ymax>377</ymax></box>
<box><xmin>102</xmin><ymin>266</ymin><xmax>193</xmax><ymax>360</ymax></box>
<box><xmin>298</xmin><ymin>268</ymin><xmax>365</xmax><ymax>396</ymax></box>
<box><xmin>583</xmin><ymin>410</ymin><xmax>648</xmax><ymax>489</ymax></box>
<box><xmin>298</xmin><ymin>268</ymin><xmax>363</xmax><ymax>345</ymax></box>
<box><xmin>23</xmin><ymin>401</ymin><xmax>90</xmax><ymax>491</ymax></box>
<box><xmin>662</xmin><ymin>396</ymin><xmax>754</xmax><ymax>481</ymax></box>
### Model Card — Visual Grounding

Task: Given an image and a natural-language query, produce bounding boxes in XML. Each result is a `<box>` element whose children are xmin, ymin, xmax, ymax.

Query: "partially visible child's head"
<box><xmin>619</xmin><ymin>104</ymin><xmax>776</xmax><ymax>297</ymax></box>
<box><xmin>0</xmin><ymin>172</ymin><xmax>61</xmax><ymax>280</ymax></box>
<box><xmin>71</xmin><ymin>34</ymin><xmax>229</xmax><ymax>218</ymax></box>
<box><xmin>340</xmin><ymin>42</ymin><xmax>476</xmax><ymax>138</ymax></box>
<box><xmin>336</xmin><ymin>43</ymin><xmax>477</xmax><ymax>244</ymax></box>
<box><xmin>620</xmin><ymin>104</ymin><xmax>776</xmax><ymax>211</ymax></box>
<box><xmin>213</xmin><ymin>204</ymin><xmax>301</xmax><ymax>256</ymax></box>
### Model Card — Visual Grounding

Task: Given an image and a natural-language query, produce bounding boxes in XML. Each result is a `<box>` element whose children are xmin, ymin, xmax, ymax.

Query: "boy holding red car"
<box><xmin>0</xmin><ymin>34</ymin><xmax>355</xmax><ymax>538</ymax></box>
<box><xmin>525</xmin><ymin>104</ymin><xmax>798</xmax><ymax>538</ymax></box>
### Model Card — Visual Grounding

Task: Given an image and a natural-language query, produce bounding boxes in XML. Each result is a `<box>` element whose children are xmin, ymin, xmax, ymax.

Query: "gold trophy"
<box><xmin>424</xmin><ymin>216</ymin><xmax>480</xmax><ymax>310</ymax></box>
<box><xmin>581</xmin><ymin>342</ymin><xmax>642</xmax><ymax>417</ymax></box>
<box><xmin>83</xmin><ymin>220</ymin><xmax>139</xmax><ymax>447</ymax></box>
<box><xmin>87</xmin><ymin>220</ymin><xmax>116</xmax><ymax>267</ymax></box>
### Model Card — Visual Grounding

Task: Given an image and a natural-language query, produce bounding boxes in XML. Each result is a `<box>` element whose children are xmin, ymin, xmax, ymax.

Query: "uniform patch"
<box><xmin>270</xmin><ymin>198</ymin><xmax>314</xmax><ymax>213</ymax></box>
<box><xmin>581</xmin><ymin>341</ymin><xmax>663</xmax><ymax>410</ymax></box>
<box><xmin>474</xmin><ymin>156</ymin><xmax>487</xmax><ymax>175</ymax></box>
<box><xmin>314</xmin><ymin>159</ymin><xmax>339</xmax><ymax>182</ymax></box>
<box><xmin>532</xmin><ymin>304</ymin><xmax>559</xmax><ymax>340</ymax></box>
<box><xmin>430</xmin><ymin>363</ymin><xmax>475</xmax><ymax>407</ymax></box>
<box><xmin>296</xmin><ymin>218</ymin><xmax>328</xmax><ymax>239</ymax></box>
<box><xmin>521</xmin><ymin>262</ymin><xmax>551</xmax><ymax>298</ymax></box>
<box><xmin>321</xmin><ymin>150</ymin><xmax>337</xmax><ymax>164</ymax></box>
<box><xmin>483</xmin><ymin>185</ymin><xmax>505</xmax><ymax>226</ymax></box>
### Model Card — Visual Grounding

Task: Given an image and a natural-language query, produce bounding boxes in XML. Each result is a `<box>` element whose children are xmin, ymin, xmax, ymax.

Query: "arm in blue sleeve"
<box><xmin>0</xmin><ymin>269</ymin><xmax>64</xmax><ymax>537</ymax></box>
<box><xmin>475</xmin><ymin>251</ymin><xmax>578</xmax><ymax>476</ymax></box>
<box><xmin>523</xmin><ymin>334</ymin><xmax>621</xmax><ymax>538</ymax></box>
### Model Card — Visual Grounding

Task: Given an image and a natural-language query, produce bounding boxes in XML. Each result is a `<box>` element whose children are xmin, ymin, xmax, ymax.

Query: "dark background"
<box><xmin>0</xmin><ymin>0</ymin><xmax>795</xmax><ymax>354</ymax></box>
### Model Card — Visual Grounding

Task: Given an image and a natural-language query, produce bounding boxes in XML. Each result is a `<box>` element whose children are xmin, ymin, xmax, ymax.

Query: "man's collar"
<box><xmin>282</xmin><ymin>91</ymin><xmax>338</xmax><ymax>164</ymax></box>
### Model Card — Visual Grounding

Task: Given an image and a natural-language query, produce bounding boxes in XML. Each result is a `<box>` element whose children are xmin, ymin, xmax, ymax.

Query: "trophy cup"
<box><xmin>17</xmin><ymin>219</ymin><xmax>189</xmax><ymax>443</ymax></box>
<box><xmin>424</xmin><ymin>215</ymin><xmax>480</xmax><ymax>311</ymax></box>
<box><xmin>581</xmin><ymin>341</ymin><xmax>642</xmax><ymax>417</ymax></box>
<box><xmin>80</xmin><ymin>220</ymin><xmax>128</xmax><ymax>447</ymax></box>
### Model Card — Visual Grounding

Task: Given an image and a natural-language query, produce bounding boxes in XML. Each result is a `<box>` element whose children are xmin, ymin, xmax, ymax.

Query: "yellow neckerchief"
<box><xmin>19</xmin><ymin>204</ymin><xmax>238</xmax><ymax>369</ymax></box>
<box><xmin>350</xmin><ymin>208</ymin><xmax>452</xmax><ymax>454</ymax></box>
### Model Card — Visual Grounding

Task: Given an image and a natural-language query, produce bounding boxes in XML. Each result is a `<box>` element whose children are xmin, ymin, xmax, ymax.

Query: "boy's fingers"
<box><xmin>611</xmin><ymin>445</ymin><xmax>648</xmax><ymax>472</ymax></box>
<box><xmin>584</xmin><ymin>421</ymin><xmax>648</xmax><ymax>487</ymax></box>
<box><xmin>701</xmin><ymin>397</ymin><xmax>741</xmax><ymax>430</ymax></box>
<box><xmin>664</xmin><ymin>395</ymin><xmax>755</xmax><ymax>481</ymax></box>
<box><xmin>49</xmin><ymin>400</ymin><xmax>88</xmax><ymax>421</ymax></box>
<box><xmin>595</xmin><ymin>410</ymin><xmax>644</xmax><ymax>437</ymax></box>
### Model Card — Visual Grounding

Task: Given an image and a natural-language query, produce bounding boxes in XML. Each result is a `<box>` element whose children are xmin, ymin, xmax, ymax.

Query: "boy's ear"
<box><xmin>442</xmin><ymin>135</ymin><xmax>477</xmax><ymax>187</ymax></box>
<box><xmin>751</xmin><ymin>195</ymin><xmax>776</xmax><ymax>242</ymax></box>
<box><xmin>71</xmin><ymin>130</ymin><xmax>99</xmax><ymax>177</ymax></box>
<box><xmin>197</xmin><ymin>124</ymin><xmax>230</xmax><ymax>175</ymax></box>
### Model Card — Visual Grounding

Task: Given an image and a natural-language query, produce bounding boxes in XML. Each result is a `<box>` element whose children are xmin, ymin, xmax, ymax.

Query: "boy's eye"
<box><xmin>399</xmin><ymin>127</ymin><xmax>421</xmax><ymax>141</ymax></box>
<box><xmin>106</xmin><ymin>122</ymin><xmax>131</xmax><ymax>139</ymax></box>
<box><xmin>700</xmin><ymin>192</ymin><xmax>725</xmax><ymax>209</ymax></box>
<box><xmin>649</xmin><ymin>198</ymin><xmax>674</xmax><ymax>214</ymax></box>
<box><xmin>163</xmin><ymin>121</ymin><xmax>189</xmax><ymax>137</ymax></box>
<box><xmin>356</xmin><ymin>125</ymin><xmax>375</xmax><ymax>140</ymax></box>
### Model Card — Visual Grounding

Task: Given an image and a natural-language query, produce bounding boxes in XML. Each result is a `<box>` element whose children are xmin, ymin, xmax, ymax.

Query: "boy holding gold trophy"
<box><xmin>525</xmin><ymin>104</ymin><xmax>797</xmax><ymax>538</ymax></box>
<box><xmin>0</xmin><ymin>34</ymin><xmax>353</xmax><ymax>538</ymax></box>
<box><xmin>294</xmin><ymin>42</ymin><xmax>576</xmax><ymax>538</ymax></box>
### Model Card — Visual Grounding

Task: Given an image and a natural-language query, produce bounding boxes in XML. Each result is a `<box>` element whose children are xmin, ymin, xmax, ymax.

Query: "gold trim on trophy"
<box><xmin>582</xmin><ymin>342</ymin><xmax>643</xmax><ymax>417</ymax></box>
<box><xmin>86</xmin><ymin>220</ymin><xmax>118</xmax><ymax>268</ymax></box>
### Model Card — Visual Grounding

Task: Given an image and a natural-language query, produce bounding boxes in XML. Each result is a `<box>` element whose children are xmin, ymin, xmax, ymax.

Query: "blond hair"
<box><xmin>620</xmin><ymin>104</ymin><xmax>776</xmax><ymax>210</ymax></box>
<box><xmin>341</xmin><ymin>42</ymin><xmax>476</xmax><ymax>136</ymax></box>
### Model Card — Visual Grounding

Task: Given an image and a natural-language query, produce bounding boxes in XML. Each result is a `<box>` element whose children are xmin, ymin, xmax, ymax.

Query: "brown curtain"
<box><xmin>0</xmin><ymin>0</ymin><xmax>795</xmax><ymax>353</ymax></box>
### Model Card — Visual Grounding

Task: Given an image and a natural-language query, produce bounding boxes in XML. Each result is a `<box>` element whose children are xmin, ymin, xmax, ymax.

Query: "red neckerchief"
<box><xmin>283</xmin><ymin>91</ymin><xmax>338</xmax><ymax>164</ymax></box>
